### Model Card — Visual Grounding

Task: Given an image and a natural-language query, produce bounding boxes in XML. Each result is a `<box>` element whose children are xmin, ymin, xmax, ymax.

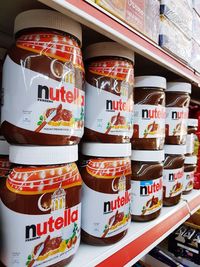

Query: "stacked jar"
<box><xmin>80</xmin><ymin>42</ymin><xmax>134</xmax><ymax>245</ymax></box>
<box><xmin>163</xmin><ymin>82</ymin><xmax>191</xmax><ymax>206</ymax></box>
<box><xmin>131</xmin><ymin>76</ymin><xmax>166</xmax><ymax>221</ymax></box>
<box><xmin>0</xmin><ymin>9</ymin><xmax>84</xmax><ymax>266</ymax></box>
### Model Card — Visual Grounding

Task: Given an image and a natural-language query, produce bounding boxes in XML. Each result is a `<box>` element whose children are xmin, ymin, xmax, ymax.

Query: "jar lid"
<box><xmin>166</xmin><ymin>82</ymin><xmax>191</xmax><ymax>94</ymax></box>
<box><xmin>0</xmin><ymin>139</ymin><xmax>9</xmax><ymax>155</ymax></box>
<box><xmin>185</xmin><ymin>155</ymin><xmax>197</xmax><ymax>165</ymax></box>
<box><xmin>14</xmin><ymin>9</ymin><xmax>82</xmax><ymax>44</ymax></box>
<box><xmin>131</xmin><ymin>150</ymin><xmax>164</xmax><ymax>162</ymax></box>
<box><xmin>81</xmin><ymin>142</ymin><xmax>131</xmax><ymax>157</ymax></box>
<box><xmin>0</xmin><ymin>47</ymin><xmax>6</xmax><ymax>60</ymax></box>
<box><xmin>84</xmin><ymin>42</ymin><xmax>135</xmax><ymax>62</ymax></box>
<box><xmin>188</xmin><ymin>118</ymin><xmax>198</xmax><ymax>127</ymax></box>
<box><xmin>134</xmin><ymin>76</ymin><xmax>166</xmax><ymax>89</ymax></box>
<box><xmin>9</xmin><ymin>145</ymin><xmax>78</xmax><ymax>165</ymax></box>
<box><xmin>164</xmin><ymin>145</ymin><xmax>186</xmax><ymax>155</ymax></box>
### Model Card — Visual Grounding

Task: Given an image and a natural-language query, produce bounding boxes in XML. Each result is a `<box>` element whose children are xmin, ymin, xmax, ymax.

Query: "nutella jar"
<box><xmin>131</xmin><ymin>150</ymin><xmax>164</xmax><ymax>222</ymax></box>
<box><xmin>182</xmin><ymin>155</ymin><xmax>197</xmax><ymax>195</ymax></box>
<box><xmin>1</xmin><ymin>10</ymin><xmax>84</xmax><ymax>145</ymax></box>
<box><xmin>163</xmin><ymin>145</ymin><xmax>186</xmax><ymax>206</ymax></box>
<box><xmin>0</xmin><ymin>139</ymin><xmax>10</xmax><ymax>179</ymax></box>
<box><xmin>79</xmin><ymin>142</ymin><xmax>131</xmax><ymax>245</ymax></box>
<box><xmin>132</xmin><ymin>76</ymin><xmax>166</xmax><ymax>150</ymax></box>
<box><xmin>186</xmin><ymin>119</ymin><xmax>199</xmax><ymax>156</ymax></box>
<box><xmin>165</xmin><ymin>82</ymin><xmax>191</xmax><ymax>145</ymax></box>
<box><xmin>84</xmin><ymin>42</ymin><xmax>134</xmax><ymax>143</ymax></box>
<box><xmin>0</xmin><ymin>145</ymin><xmax>82</xmax><ymax>267</ymax></box>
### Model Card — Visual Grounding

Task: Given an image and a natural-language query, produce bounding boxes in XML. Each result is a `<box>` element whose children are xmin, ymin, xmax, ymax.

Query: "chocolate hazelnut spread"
<box><xmin>186</xmin><ymin>119</ymin><xmax>198</xmax><ymax>156</ymax></box>
<box><xmin>1</xmin><ymin>10</ymin><xmax>84</xmax><ymax>146</ymax></box>
<box><xmin>0</xmin><ymin>145</ymin><xmax>82</xmax><ymax>267</ymax></box>
<box><xmin>0</xmin><ymin>139</ymin><xmax>10</xmax><ymax>179</ymax></box>
<box><xmin>131</xmin><ymin>150</ymin><xmax>164</xmax><ymax>222</ymax></box>
<box><xmin>163</xmin><ymin>145</ymin><xmax>186</xmax><ymax>206</ymax></box>
<box><xmin>83</xmin><ymin>42</ymin><xmax>134</xmax><ymax>143</ymax></box>
<box><xmin>183</xmin><ymin>155</ymin><xmax>197</xmax><ymax>194</ymax></box>
<box><xmin>0</xmin><ymin>48</ymin><xmax>6</xmax><ymax>135</ymax></box>
<box><xmin>79</xmin><ymin>142</ymin><xmax>131</xmax><ymax>245</ymax></box>
<box><xmin>131</xmin><ymin>76</ymin><xmax>166</xmax><ymax>150</ymax></box>
<box><xmin>165</xmin><ymin>82</ymin><xmax>191</xmax><ymax>145</ymax></box>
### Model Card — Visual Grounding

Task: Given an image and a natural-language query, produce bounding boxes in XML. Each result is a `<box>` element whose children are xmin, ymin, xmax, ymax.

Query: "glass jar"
<box><xmin>0</xmin><ymin>145</ymin><xmax>82</xmax><ymax>267</ymax></box>
<box><xmin>84</xmin><ymin>42</ymin><xmax>134</xmax><ymax>143</ymax></box>
<box><xmin>183</xmin><ymin>155</ymin><xmax>197</xmax><ymax>194</ymax></box>
<box><xmin>131</xmin><ymin>150</ymin><xmax>164</xmax><ymax>221</ymax></box>
<box><xmin>165</xmin><ymin>82</ymin><xmax>191</xmax><ymax>145</ymax></box>
<box><xmin>131</xmin><ymin>76</ymin><xmax>166</xmax><ymax>150</ymax></box>
<box><xmin>79</xmin><ymin>142</ymin><xmax>131</xmax><ymax>245</ymax></box>
<box><xmin>163</xmin><ymin>145</ymin><xmax>186</xmax><ymax>206</ymax></box>
<box><xmin>186</xmin><ymin>119</ymin><xmax>199</xmax><ymax>156</ymax></box>
<box><xmin>1</xmin><ymin>9</ymin><xmax>84</xmax><ymax>146</ymax></box>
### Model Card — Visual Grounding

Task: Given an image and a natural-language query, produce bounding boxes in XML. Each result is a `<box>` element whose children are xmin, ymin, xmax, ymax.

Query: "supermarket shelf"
<box><xmin>68</xmin><ymin>199</ymin><xmax>193</xmax><ymax>267</ymax></box>
<box><xmin>182</xmin><ymin>189</ymin><xmax>200</xmax><ymax>215</ymax></box>
<box><xmin>39</xmin><ymin>0</ymin><xmax>200</xmax><ymax>86</ymax></box>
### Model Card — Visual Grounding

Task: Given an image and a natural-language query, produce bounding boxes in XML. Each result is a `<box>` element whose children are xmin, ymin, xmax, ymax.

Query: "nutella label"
<box><xmin>131</xmin><ymin>178</ymin><xmax>163</xmax><ymax>216</ymax></box>
<box><xmin>183</xmin><ymin>171</ymin><xmax>194</xmax><ymax>192</ymax></box>
<box><xmin>166</xmin><ymin>107</ymin><xmax>188</xmax><ymax>137</ymax></box>
<box><xmin>81</xmin><ymin>183</ymin><xmax>131</xmax><ymax>238</ymax></box>
<box><xmin>163</xmin><ymin>168</ymin><xmax>184</xmax><ymax>198</ymax></box>
<box><xmin>133</xmin><ymin>104</ymin><xmax>165</xmax><ymax>138</ymax></box>
<box><xmin>0</xmin><ymin>201</ymin><xmax>81</xmax><ymax>267</ymax></box>
<box><xmin>0</xmin><ymin>164</ymin><xmax>82</xmax><ymax>266</ymax></box>
<box><xmin>2</xmin><ymin>32</ymin><xmax>84</xmax><ymax>137</ymax></box>
<box><xmin>186</xmin><ymin>134</ymin><xmax>195</xmax><ymax>154</ymax></box>
<box><xmin>85</xmin><ymin>59</ymin><xmax>134</xmax><ymax>137</ymax></box>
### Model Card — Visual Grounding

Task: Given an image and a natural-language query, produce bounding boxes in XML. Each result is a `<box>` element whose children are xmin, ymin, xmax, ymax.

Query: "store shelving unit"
<box><xmin>0</xmin><ymin>1</ymin><xmax>200</xmax><ymax>266</ymax></box>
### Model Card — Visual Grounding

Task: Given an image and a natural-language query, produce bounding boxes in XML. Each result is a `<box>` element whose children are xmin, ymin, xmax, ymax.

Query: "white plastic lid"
<box><xmin>131</xmin><ymin>150</ymin><xmax>164</xmax><ymax>162</ymax></box>
<box><xmin>188</xmin><ymin>119</ymin><xmax>198</xmax><ymax>127</ymax></box>
<box><xmin>84</xmin><ymin>42</ymin><xmax>135</xmax><ymax>62</ymax></box>
<box><xmin>164</xmin><ymin>145</ymin><xmax>186</xmax><ymax>155</ymax></box>
<box><xmin>166</xmin><ymin>82</ymin><xmax>191</xmax><ymax>93</ymax></box>
<box><xmin>0</xmin><ymin>47</ymin><xmax>6</xmax><ymax>60</ymax></box>
<box><xmin>185</xmin><ymin>155</ymin><xmax>197</xmax><ymax>165</ymax></box>
<box><xmin>9</xmin><ymin>145</ymin><xmax>78</xmax><ymax>165</ymax></box>
<box><xmin>81</xmin><ymin>143</ymin><xmax>131</xmax><ymax>157</ymax></box>
<box><xmin>134</xmin><ymin>76</ymin><xmax>166</xmax><ymax>89</ymax></box>
<box><xmin>14</xmin><ymin>9</ymin><xmax>82</xmax><ymax>44</ymax></box>
<box><xmin>0</xmin><ymin>139</ymin><xmax>9</xmax><ymax>155</ymax></box>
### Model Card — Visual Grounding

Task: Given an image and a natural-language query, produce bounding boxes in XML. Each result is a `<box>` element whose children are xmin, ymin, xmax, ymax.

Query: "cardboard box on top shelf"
<box><xmin>190</xmin><ymin>39</ymin><xmax>200</xmax><ymax>73</ymax></box>
<box><xmin>192</xmin><ymin>9</ymin><xmax>200</xmax><ymax>45</ymax></box>
<box><xmin>145</xmin><ymin>0</ymin><xmax>160</xmax><ymax>43</ymax></box>
<box><xmin>160</xmin><ymin>0</ymin><xmax>193</xmax><ymax>38</ymax></box>
<box><xmin>159</xmin><ymin>16</ymin><xmax>192</xmax><ymax>63</ymax></box>
<box><xmin>193</xmin><ymin>0</ymin><xmax>200</xmax><ymax>17</ymax></box>
<box><xmin>95</xmin><ymin>0</ymin><xmax>126</xmax><ymax>21</ymax></box>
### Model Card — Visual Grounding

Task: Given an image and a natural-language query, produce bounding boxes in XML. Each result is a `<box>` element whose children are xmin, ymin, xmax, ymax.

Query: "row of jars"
<box><xmin>0</xmin><ymin>9</ymin><xmax>192</xmax><ymax>150</ymax></box>
<box><xmin>0</xmin><ymin>141</ymin><xmax>197</xmax><ymax>266</ymax></box>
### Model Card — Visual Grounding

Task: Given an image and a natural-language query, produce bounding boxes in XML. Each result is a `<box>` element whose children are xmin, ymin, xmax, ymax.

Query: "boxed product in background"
<box><xmin>159</xmin><ymin>16</ymin><xmax>192</xmax><ymax>63</ymax></box>
<box><xmin>192</xmin><ymin>9</ymin><xmax>200</xmax><ymax>45</ymax></box>
<box><xmin>160</xmin><ymin>0</ymin><xmax>193</xmax><ymax>38</ymax></box>
<box><xmin>191</xmin><ymin>39</ymin><xmax>200</xmax><ymax>73</ymax></box>
<box><xmin>95</xmin><ymin>0</ymin><xmax>160</xmax><ymax>43</ymax></box>
<box><xmin>168</xmin><ymin>224</ymin><xmax>200</xmax><ymax>265</ymax></box>
<box><xmin>193</xmin><ymin>0</ymin><xmax>200</xmax><ymax>17</ymax></box>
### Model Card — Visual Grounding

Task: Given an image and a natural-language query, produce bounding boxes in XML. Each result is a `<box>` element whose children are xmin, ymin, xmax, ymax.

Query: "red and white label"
<box><xmin>166</xmin><ymin>107</ymin><xmax>188</xmax><ymax>137</ymax></box>
<box><xmin>85</xmin><ymin>82</ymin><xmax>134</xmax><ymax>137</ymax></box>
<box><xmin>183</xmin><ymin>171</ymin><xmax>194</xmax><ymax>192</ymax></box>
<box><xmin>0</xmin><ymin>200</ymin><xmax>81</xmax><ymax>267</ymax></box>
<box><xmin>163</xmin><ymin>168</ymin><xmax>184</xmax><ymax>198</ymax></box>
<box><xmin>131</xmin><ymin>178</ymin><xmax>163</xmax><ymax>216</ymax></box>
<box><xmin>81</xmin><ymin>183</ymin><xmax>131</xmax><ymax>238</ymax></box>
<box><xmin>2</xmin><ymin>56</ymin><xmax>84</xmax><ymax>137</ymax></box>
<box><xmin>133</xmin><ymin>104</ymin><xmax>165</xmax><ymax>138</ymax></box>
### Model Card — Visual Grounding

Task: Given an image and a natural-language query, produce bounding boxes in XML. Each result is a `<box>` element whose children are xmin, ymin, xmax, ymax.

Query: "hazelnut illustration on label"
<box><xmin>85</xmin><ymin>59</ymin><xmax>134</xmax><ymax>137</ymax></box>
<box><xmin>81</xmin><ymin>158</ymin><xmax>131</xmax><ymax>238</ymax></box>
<box><xmin>0</xmin><ymin>164</ymin><xmax>82</xmax><ymax>266</ymax></box>
<box><xmin>163</xmin><ymin>168</ymin><xmax>184</xmax><ymax>198</ymax></box>
<box><xmin>2</xmin><ymin>32</ymin><xmax>85</xmax><ymax>137</ymax></box>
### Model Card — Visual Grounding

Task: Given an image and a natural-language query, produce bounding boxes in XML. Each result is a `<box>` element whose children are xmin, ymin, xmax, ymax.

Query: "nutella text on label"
<box><xmin>163</xmin><ymin>168</ymin><xmax>184</xmax><ymax>198</ymax></box>
<box><xmin>183</xmin><ymin>171</ymin><xmax>194</xmax><ymax>192</ymax></box>
<box><xmin>131</xmin><ymin>177</ymin><xmax>163</xmax><ymax>216</ymax></box>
